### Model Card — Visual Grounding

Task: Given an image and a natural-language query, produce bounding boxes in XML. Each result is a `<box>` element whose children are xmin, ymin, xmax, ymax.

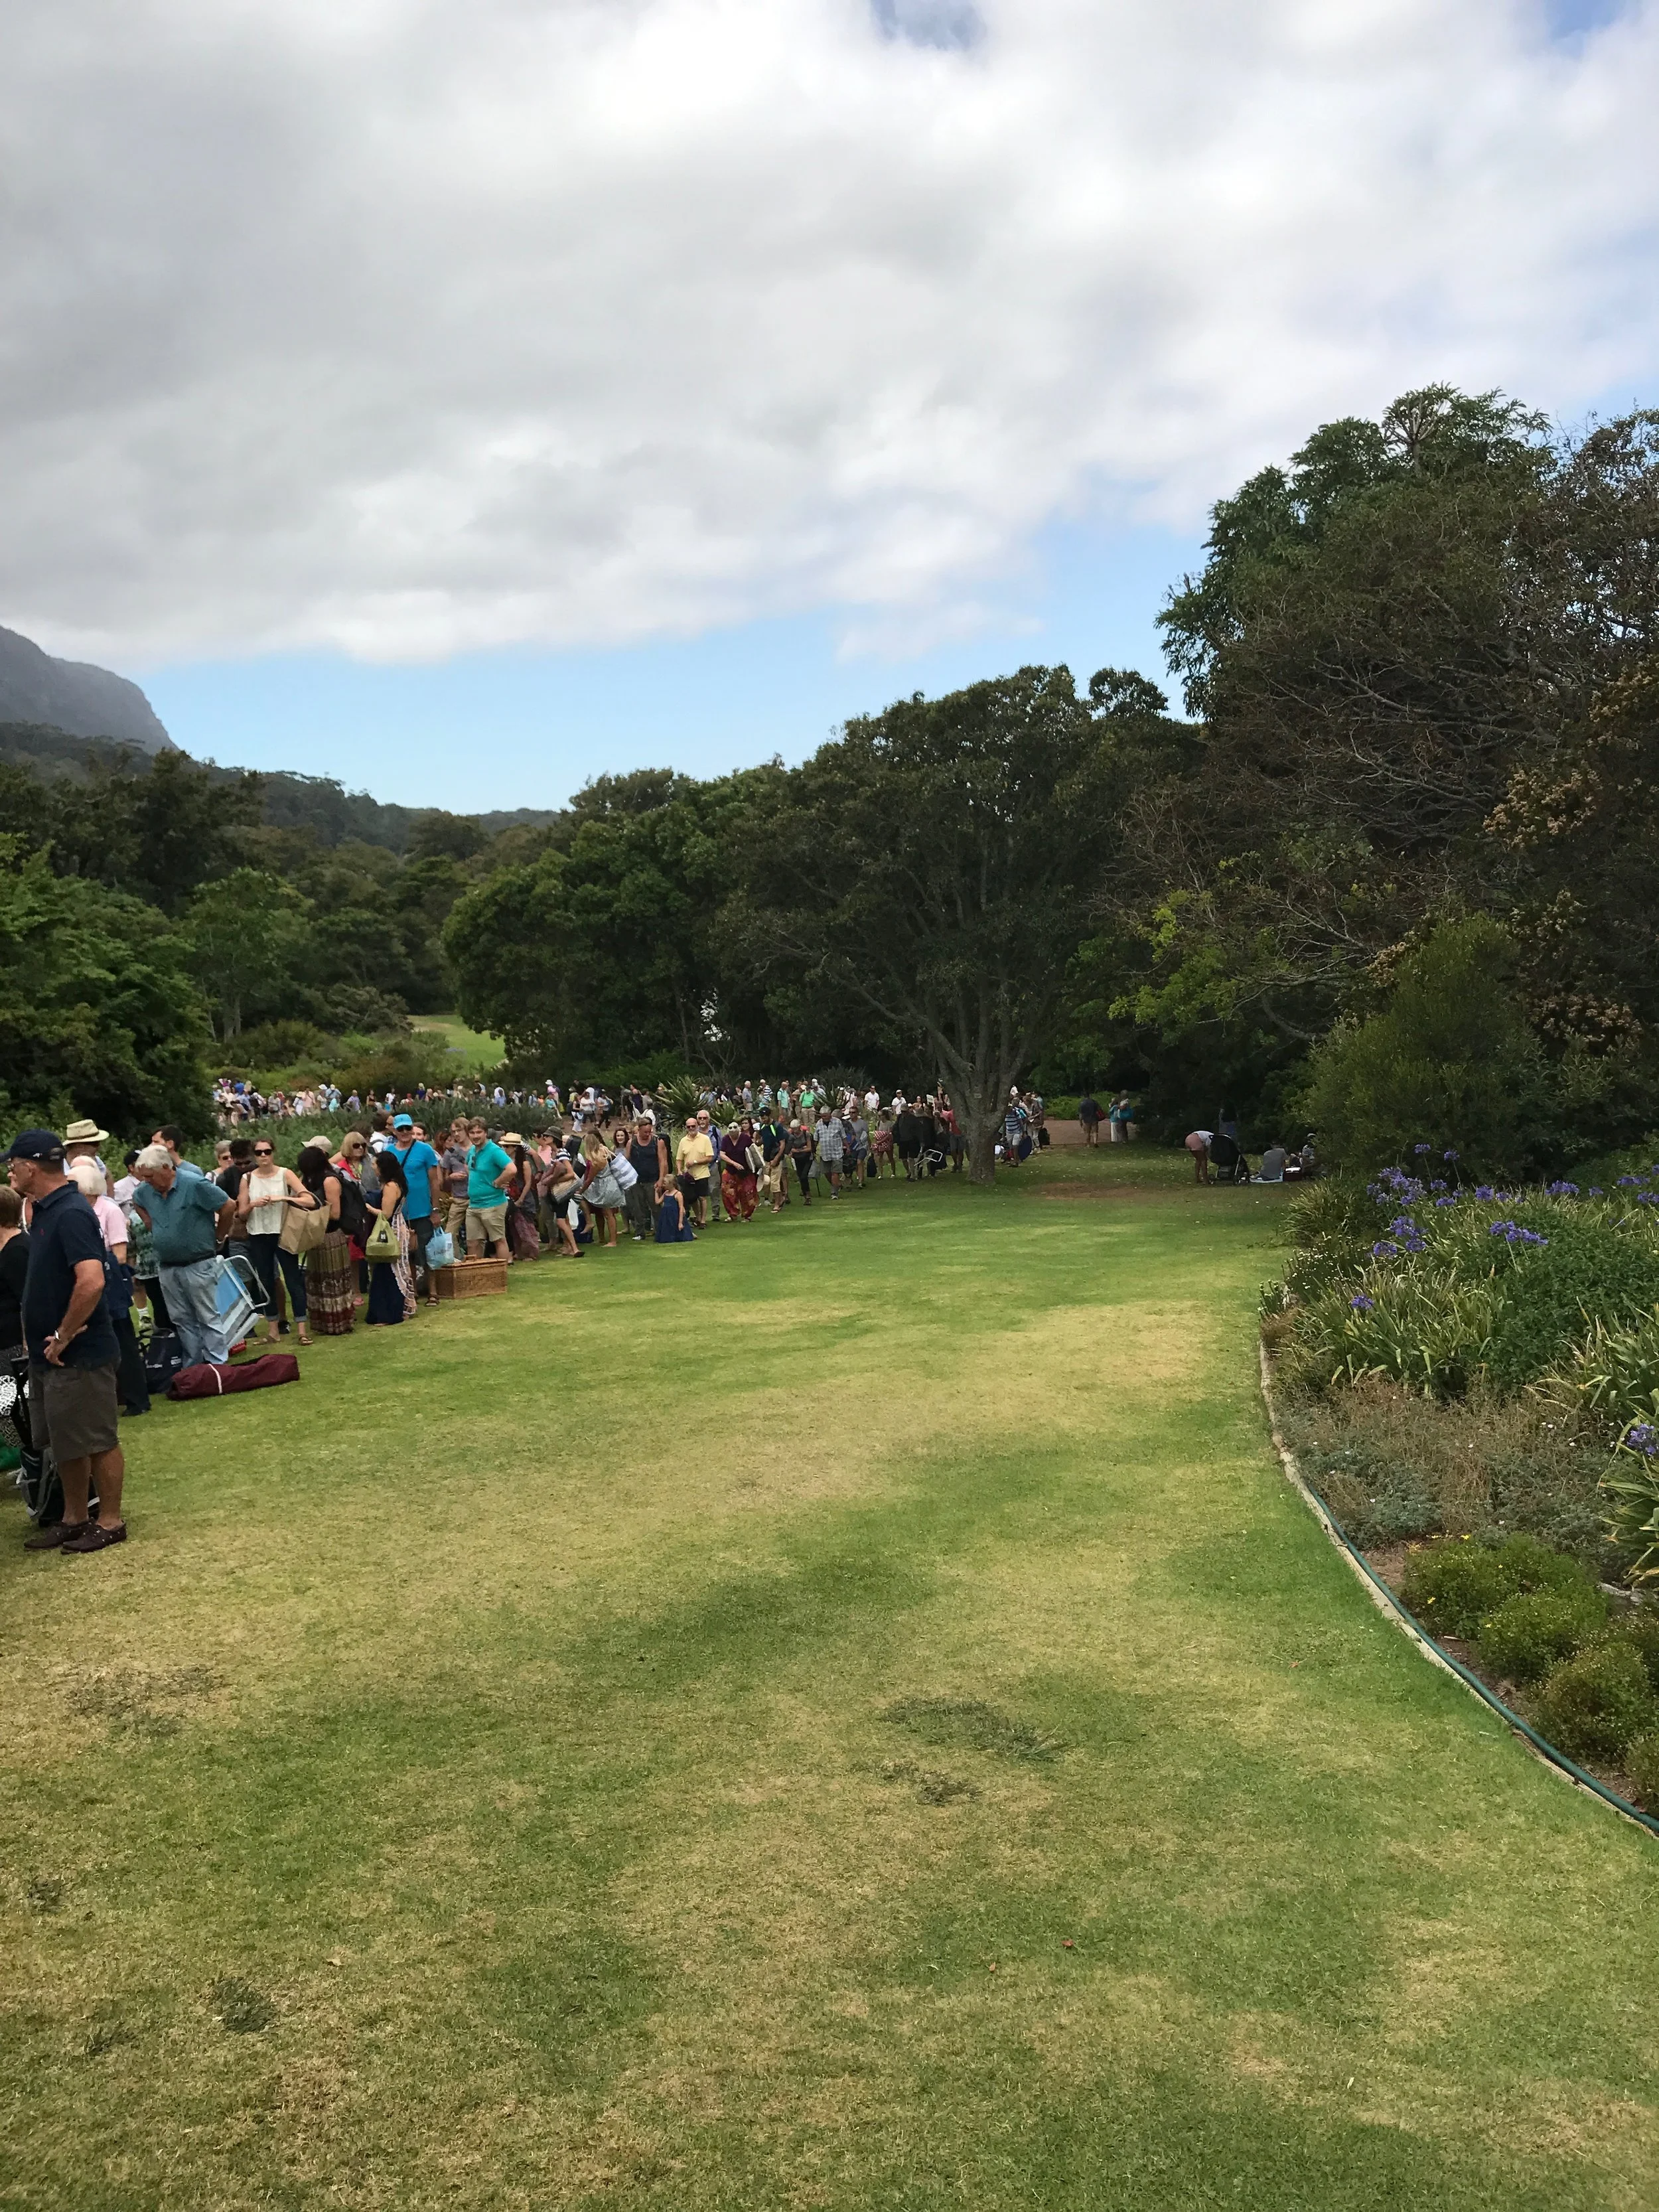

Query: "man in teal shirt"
<box><xmin>464</xmin><ymin>1118</ymin><xmax>513</xmax><ymax>1261</ymax></box>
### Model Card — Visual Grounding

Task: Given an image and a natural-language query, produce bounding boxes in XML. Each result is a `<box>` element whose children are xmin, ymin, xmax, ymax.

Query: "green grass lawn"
<box><xmin>4</xmin><ymin>1148</ymin><xmax>1656</xmax><ymax>2209</ymax></box>
<box><xmin>411</xmin><ymin>1013</ymin><xmax>504</xmax><ymax>1071</ymax></box>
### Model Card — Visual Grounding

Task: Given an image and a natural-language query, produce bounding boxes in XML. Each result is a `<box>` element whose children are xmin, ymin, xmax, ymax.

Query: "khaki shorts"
<box><xmin>466</xmin><ymin>1204</ymin><xmax>508</xmax><ymax>1248</ymax></box>
<box><xmin>31</xmin><ymin>1359</ymin><xmax>119</xmax><ymax>1462</ymax></box>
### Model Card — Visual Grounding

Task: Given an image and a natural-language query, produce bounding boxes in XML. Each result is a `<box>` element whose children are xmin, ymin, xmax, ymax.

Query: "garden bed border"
<box><xmin>1258</xmin><ymin>1341</ymin><xmax>1659</xmax><ymax>1841</ymax></box>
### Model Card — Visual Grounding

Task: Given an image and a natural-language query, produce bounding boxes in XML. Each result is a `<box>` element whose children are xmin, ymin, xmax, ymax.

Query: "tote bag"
<box><xmin>280</xmin><ymin>1195</ymin><xmax>329</xmax><ymax>1256</ymax></box>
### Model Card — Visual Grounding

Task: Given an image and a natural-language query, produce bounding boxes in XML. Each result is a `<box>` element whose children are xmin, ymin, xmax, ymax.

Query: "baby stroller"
<box><xmin>1207</xmin><ymin>1133</ymin><xmax>1252</xmax><ymax>1185</ymax></box>
<box><xmin>4</xmin><ymin>1355</ymin><xmax>96</xmax><ymax>1527</ymax></box>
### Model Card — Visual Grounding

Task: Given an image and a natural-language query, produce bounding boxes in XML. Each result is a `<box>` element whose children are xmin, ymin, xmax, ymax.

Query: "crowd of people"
<box><xmin>4</xmin><ymin>1079</ymin><xmax>1079</xmax><ymax>1555</ymax></box>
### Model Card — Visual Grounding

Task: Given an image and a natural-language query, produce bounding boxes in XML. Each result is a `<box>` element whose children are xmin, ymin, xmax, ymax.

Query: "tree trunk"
<box><xmin>967</xmin><ymin>1120</ymin><xmax>998</xmax><ymax>1185</ymax></box>
<box><xmin>961</xmin><ymin>1089</ymin><xmax>1001</xmax><ymax>1186</ymax></box>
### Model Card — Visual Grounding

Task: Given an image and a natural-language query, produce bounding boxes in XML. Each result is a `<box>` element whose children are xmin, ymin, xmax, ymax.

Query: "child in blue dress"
<box><xmin>655</xmin><ymin>1174</ymin><xmax>697</xmax><ymax>1243</ymax></box>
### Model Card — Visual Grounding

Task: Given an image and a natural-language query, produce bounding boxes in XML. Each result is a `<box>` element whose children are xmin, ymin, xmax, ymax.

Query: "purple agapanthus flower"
<box><xmin>1618</xmin><ymin>1175</ymin><xmax>1640</xmax><ymax>1187</ymax></box>
<box><xmin>1443</xmin><ymin>1149</ymin><xmax>1459</xmax><ymax>1161</ymax></box>
<box><xmin>1474</xmin><ymin>1185</ymin><xmax>1496</xmax><ymax>1201</ymax></box>
<box><xmin>1413</xmin><ymin>1143</ymin><xmax>1431</xmax><ymax>1154</ymax></box>
<box><xmin>1546</xmin><ymin>1181</ymin><xmax>1579</xmax><ymax>1198</ymax></box>
<box><xmin>1350</xmin><ymin>1293</ymin><xmax>1376</xmax><ymax>1312</ymax></box>
<box><xmin>1371</xmin><ymin>1240</ymin><xmax>1398</xmax><ymax>1260</ymax></box>
<box><xmin>1589</xmin><ymin>1187</ymin><xmax>1604</xmax><ymax>1197</ymax></box>
<box><xmin>1624</xmin><ymin>1424</ymin><xmax>1658</xmax><ymax>1458</ymax></box>
<box><xmin>1435</xmin><ymin>1195</ymin><xmax>1457</xmax><ymax>1209</ymax></box>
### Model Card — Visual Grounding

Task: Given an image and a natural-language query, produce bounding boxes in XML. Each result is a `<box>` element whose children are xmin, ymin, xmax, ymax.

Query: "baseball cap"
<box><xmin>5</xmin><ymin>1128</ymin><xmax>65</xmax><ymax>1163</ymax></box>
<box><xmin>392</xmin><ymin>1113</ymin><xmax>414</xmax><ymax>1130</ymax></box>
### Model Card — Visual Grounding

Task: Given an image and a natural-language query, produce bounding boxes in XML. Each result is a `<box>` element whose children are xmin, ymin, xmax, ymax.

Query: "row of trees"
<box><xmin>0</xmin><ymin>746</ymin><xmax>561</xmax><ymax>1135</ymax></box>
<box><xmin>443</xmin><ymin>386</ymin><xmax>1659</xmax><ymax>1175</ymax></box>
<box><xmin>5</xmin><ymin>384</ymin><xmax>1654</xmax><ymax>1172</ymax></box>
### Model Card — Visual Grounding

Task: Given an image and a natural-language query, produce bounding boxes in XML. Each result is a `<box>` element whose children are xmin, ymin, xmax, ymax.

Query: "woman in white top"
<box><xmin>236</xmin><ymin>1141</ymin><xmax>316</xmax><ymax>1345</ymax></box>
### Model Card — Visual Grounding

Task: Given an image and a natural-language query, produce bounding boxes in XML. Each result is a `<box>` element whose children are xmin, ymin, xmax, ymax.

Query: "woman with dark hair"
<box><xmin>301</xmin><ymin>1140</ymin><xmax>354</xmax><ymax>1335</ymax></box>
<box><xmin>365</xmin><ymin>1148</ymin><xmax>416</xmax><ymax>1325</ymax></box>
<box><xmin>501</xmin><ymin>1136</ymin><xmax>541</xmax><ymax>1260</ymax></box>
<box><xmin>719</xmin><ymin>1117</ymin><xmax>759</xmax><ymax>1222</ymax></box>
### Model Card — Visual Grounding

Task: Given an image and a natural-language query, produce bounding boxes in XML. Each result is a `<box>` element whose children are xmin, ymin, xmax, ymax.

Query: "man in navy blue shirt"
<box><xmin>6</xmin><ymin>1129</ymin><xmax>127</xmax><ymax>1552</ymax></box>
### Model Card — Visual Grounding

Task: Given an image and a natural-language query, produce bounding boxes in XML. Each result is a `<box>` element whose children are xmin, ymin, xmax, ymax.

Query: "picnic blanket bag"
<box><xmin>168</xmin><ymin>1354</ymin><xmax>301</xmax><ymax>1400</ymax></box>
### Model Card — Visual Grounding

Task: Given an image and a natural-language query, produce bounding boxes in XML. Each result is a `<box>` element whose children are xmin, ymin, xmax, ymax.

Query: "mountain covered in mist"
<box><xmin>0</xmin><ymin>622</ymin><xmax>171</xmax><ymax>751</ymax></box>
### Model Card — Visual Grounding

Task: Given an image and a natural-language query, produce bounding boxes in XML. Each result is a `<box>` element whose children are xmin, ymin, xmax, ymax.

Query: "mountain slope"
<box><xmin>0</xmin><ymin>623</ymin><xmax>171</xmax><ymax>751</ymax></box>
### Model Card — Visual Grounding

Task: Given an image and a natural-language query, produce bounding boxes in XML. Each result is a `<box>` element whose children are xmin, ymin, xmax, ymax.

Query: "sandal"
<box><xmin>62</xmin><ymin>1522</ymin><xmax>127</xmax><ymax>1553</ymax></box>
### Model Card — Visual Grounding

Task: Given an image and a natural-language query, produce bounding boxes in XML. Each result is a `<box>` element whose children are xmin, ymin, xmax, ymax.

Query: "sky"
<box><xmin>3</xmin><ymin>0</ymin><xmax>1656</xmax><ymax>806</ymax></box>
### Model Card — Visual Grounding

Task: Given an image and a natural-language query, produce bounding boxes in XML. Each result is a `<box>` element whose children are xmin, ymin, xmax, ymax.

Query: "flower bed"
<box><xmin>1264</xmin><ymin>1153</ymin><xmax>1659</xmax><ymax>1816</ymax></box>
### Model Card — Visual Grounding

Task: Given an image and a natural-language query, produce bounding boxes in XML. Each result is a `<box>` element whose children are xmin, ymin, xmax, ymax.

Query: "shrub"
<box><xmin>1625</xmin><ymin>1730</ymin><xmax>1659</xmax><ymax>1808</ymax></box>
<box><xmin>1534</xmin><ymin>1641</ymin><xmax>1659</xmax><ymax>1765</ymax></box>
<box><xmin>1281</xmin><ymin>1378</ymin><xmax>1609</xmax><ymax>1560</ymax></box>
<box><xmin>1285</xmin><ymin>1266</ymin><xmax>1504</xmax><ymax>1400</ymax></box>
<box><xmin>1483</xmin><ymin>1228</ymin><xmax>1659</xmax><ymax>1392</ymax></box>
<box><xmin>1491</xmin><ymin>1532</ymin><xmax>1595</xmax><ymax>1597</ymax></box>
<box><xmin>1475</xmin><ymin>1588</ymin><xmax>1607</xmax><ymax>1684</ymax></box>
<box><xmin>1618</xmin><ymin>1606</ymin><xmax>1659</xmax><ymax>1694</ymax></box>
<box><xmin>1297</xmin><ymin>917</ymin><xmax>1546</xmax><ymax>1177</ymax></box>
<box><xmin>1400</xmin><ymin>1541</ymin><xmax>1517</xmax><ymax>1636</ymax></box>
<box><xmin>1549</xmin><ymin>1307</ymin><xmax>1659</xmax><ymax>1437</ymax></box>
<box><xmin>1601</xmin><ymin>1432</ymin><xmax>1659</xmax><ymax>1585</ymax></box>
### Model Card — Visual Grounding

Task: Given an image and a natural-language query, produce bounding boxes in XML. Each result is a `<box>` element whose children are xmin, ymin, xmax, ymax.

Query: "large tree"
<box><xmin>1119</xmin><ymin>392</ymin><xmax>1659</xmax><ymax>1074</ymax></box>
<box><xmin>736</xmin><ymin>665</ymin><xmax>1185</xmax><ymax>1181</ymax></box>
<box><xmin>0</xmin><ymin>836</ymin><xmax>214</xmax><ymax>1134</ymax></box>
<box><xmin>441</xmin><ymin>771</ymin><xmax>762</xmax><ymax>1072</ymax></box>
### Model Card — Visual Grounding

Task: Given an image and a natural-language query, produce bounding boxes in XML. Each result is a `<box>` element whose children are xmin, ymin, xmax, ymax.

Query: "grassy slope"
<box><xmin>410</xmin><ymin>1013</ymin><xmax>504</xmax><ymax>1072</ymax></box>
<box><xmin>3</xmin><ymin>1149</ymin><xmax>1655</xmax><ymax>2210</ymax></box>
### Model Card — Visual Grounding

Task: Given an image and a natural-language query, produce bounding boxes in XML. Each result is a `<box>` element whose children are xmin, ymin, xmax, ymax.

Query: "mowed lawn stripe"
<box><xmin>3</xmin><ymin>1150</ymin><xmax>1655</xmax><ymax>2209</ymax></box>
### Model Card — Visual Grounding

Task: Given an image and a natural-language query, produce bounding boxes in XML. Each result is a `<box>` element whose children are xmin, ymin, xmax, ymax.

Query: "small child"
<box><xmin>655</xmin><ymin>1173</ymin><xmax>697</xmax><ymax>1244</ymax></box>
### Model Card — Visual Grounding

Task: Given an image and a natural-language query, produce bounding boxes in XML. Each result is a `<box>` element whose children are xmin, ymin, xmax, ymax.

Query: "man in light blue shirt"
<box><xmin>387</xmin><ymin>1112</ymin><xmax>442</xmax><ymax>1296</ymax></box>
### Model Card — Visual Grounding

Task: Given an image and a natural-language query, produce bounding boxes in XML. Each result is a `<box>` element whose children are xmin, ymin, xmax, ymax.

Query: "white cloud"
<box><xmin>1</xmin><ymin>0</ymin><xmax>1654</xmax><ymax>663</ymax></box>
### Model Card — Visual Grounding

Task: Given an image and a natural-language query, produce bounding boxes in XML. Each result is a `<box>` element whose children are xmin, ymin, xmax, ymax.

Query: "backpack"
<box><xmin>335</xmin><ymin>1178</ymin><xmax>371</xmax><ymax>1244</ymax></box>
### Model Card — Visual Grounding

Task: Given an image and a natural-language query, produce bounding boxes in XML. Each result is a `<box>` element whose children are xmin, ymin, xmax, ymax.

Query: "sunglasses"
<box><xmin>253</xmin><ymin>1147</ymin><xmax>274</xmax><ymax>1157</ymax></box>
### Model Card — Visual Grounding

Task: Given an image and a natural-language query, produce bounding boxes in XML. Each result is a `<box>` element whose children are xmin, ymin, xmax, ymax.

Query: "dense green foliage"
<box><xmin>0</xmin><ymin>732</ymin><xmax>578</xmax><ymax>1131</ymax></box>
<box><xmin>0</xmin><ymin>836</ymin><xmax>212</xmax><ymax>1134</ymax></box>
<box><xmin>1535</xmin><ymin>1641</ymin><xmax>1659</xmax><ymax>1766</ymax></box>
<box><xmin>1475</xmin><ymin>1588</ymin><xmax>1607</xmax><ymax>1685</ymax></box>
<box><xmin>1070</xmin><ymin>389</ymin><xmax>1659</xmax><ymax>1161</ymax></box>
<box><xmin>6</xmin><ymin>383</ymin><xmax>1654</xmax><ymax>1168</ymax></box>
<box><xmin>1280</xmin><ymin>1175</ymin><xmax>1659</xmax><ymax>1404</ymax></box>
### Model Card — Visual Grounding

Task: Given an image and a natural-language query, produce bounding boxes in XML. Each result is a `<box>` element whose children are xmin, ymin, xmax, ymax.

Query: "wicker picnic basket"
<box><xmin>431</xmin><ymin>1257</ymin><xmax>509</xmax><ymax>1300</ymax></box>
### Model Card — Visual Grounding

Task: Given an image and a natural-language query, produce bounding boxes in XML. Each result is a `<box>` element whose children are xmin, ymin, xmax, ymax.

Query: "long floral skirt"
<box><xmin>721</xmin><ymin>1167</ymin><xmax>758</xmax><ymax>1220</ymax></box>
<box><xmin>305</xmin><ymin>1228</ymin><xmax>356</xmax><ymax>1335</ymax></box>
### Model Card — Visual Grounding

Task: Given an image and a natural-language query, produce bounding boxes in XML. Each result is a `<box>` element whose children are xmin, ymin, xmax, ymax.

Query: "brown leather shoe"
<box><xmin>24</xmin><ymin>1521</ymin><xmax>90</xmax><ymax>1552</ymax></box>
<box><xmin>62</xmin><ymin>1523</ymin><xmax>127</xmax><ymax>1553</ymax></box>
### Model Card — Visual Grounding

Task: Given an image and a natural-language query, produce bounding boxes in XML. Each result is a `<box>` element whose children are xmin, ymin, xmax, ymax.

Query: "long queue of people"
<box><xmin>3</xmin><ymin>1081</ymin><xmax>1055</xmax><ymax>1556</ymax></box>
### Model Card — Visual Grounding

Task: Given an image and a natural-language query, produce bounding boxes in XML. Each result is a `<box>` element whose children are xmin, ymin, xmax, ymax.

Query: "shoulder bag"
<box><xmin>280</xmin><ymin>1193</ymin><xmax>329</xmax><ymax>1255</ymax></box>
